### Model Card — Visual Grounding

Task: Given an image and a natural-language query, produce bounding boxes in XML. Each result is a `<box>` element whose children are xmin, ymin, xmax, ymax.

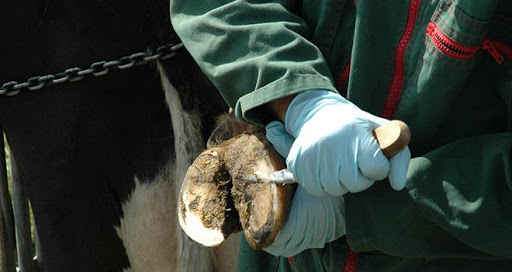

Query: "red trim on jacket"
<box><xmin>336</xmin><ymin>60</ymin><xmax>351</xmax><ymax>90</ymax></box>
<box><xmin>343</xmin><ymin>248</ymin><xmax>359</xmax><ymax>272</ymax></box>
<box><xmin>287</xmin><ymin>257</ymin><xmax>295</xmax><ymax>269</ymax></box>
<box><xmin>382</xmin><ymin>0</ymin><xmax>422</xmax><ymax>119</ymax></box>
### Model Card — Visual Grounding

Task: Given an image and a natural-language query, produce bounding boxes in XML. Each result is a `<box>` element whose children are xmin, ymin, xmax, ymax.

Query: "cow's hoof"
<box><xmin>178</xmin><ymin>147</ymin><xmax>242</xmax><ymax>247</ymax></box>
<box><xmin>225</xmin><ymin>132</ymin><xmax>295</xmax><ymax>250</ymax></box>
<box><xmin>179</xmin><ymin>113</ymin><xmax>295</xmax><ymax>249</ymax></box>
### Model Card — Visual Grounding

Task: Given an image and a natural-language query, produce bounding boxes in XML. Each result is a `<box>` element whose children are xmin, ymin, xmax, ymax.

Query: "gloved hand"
<box><xmin>266</xmin><ymin>90</ymin><xmax>411</xmax><ymax>196</ymax></box>
<box><xmin>263</xmin><ymin>186</ymin><xmax>345</xmax><ymax>257</ymax></box>
<box><xmin>263</xmin><ymin>126</ymin><xmax>345</xmax><ymax>257</ymax></box>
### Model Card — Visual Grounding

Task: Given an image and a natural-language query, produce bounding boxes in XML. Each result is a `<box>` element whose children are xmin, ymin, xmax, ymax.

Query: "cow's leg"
<box><xmin>1</xmin><ymin>90</ymin><xmax>129</xmax><ymax>271</ymax></box>
<box><xmin>114</xmin><ymin>53</ymin><xmax>235</xmax><ymax>271</ymax></box>
<box><xmin>115</xmin><ymin>62</ymin><xmax>219</xmax><ymax>272</ymax></box>
<box><xmin>0</xmin><ymin>64</ymin><xmax>176</xmax><ymax>271</ymax></box>
<box><xmin>159</xmin><ymin>59</ymin><xmax>243</xmax><ymax>272</ymax></box>
<box><xmin>214</xmin><ymin>233</ymin><xmax>241</xmax><ymax>272</ymax></box>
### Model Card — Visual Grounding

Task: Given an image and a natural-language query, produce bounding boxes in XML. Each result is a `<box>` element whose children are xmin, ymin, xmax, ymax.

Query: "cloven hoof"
<box><xmin>179</xmin><ymin>115</ymin><xmax>295</xmax><ymax>249</ymax></box>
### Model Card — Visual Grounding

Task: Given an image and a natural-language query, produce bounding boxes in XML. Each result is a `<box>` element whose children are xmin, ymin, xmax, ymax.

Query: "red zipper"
<box><xmin>425</xmin><ymin>22</ymin><xmax>480</xmax><ymax>59</ymax></box>
<box><xmin>426</xmin><ymin>22</ymin><xmax>512</xmax><ymax>64</ymax></box>
<box><xmin>343</xmin><ymin>248</ymin><xmax>359</xmax><ymax>272</ymax></box>
<box><xmin>482</xmin><ymin>39</ymin><xmax>512</xmax><ymax>64</ymax></box>
<box><xmin>382</xmin><ymin>0</ymin><xmax>422</xmax><ymax>119</ymax></box>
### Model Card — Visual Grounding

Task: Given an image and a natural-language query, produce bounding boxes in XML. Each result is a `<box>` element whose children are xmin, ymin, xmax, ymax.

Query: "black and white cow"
<box><xmin>0</xmin><ymin>0</ymin><xmax>239</xmax><ymax>271</ymax></box>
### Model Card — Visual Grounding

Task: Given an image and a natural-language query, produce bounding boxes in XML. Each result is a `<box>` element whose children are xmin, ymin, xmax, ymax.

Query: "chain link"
<box><xmin>0</xmin><ymin>43</ymin><xmax>184</xmax><ymax>96</ymax></box>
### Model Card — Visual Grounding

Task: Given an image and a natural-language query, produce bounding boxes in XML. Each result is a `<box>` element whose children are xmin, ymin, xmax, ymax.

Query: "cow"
<box><xmin>0</xmin><ymin>0</ymin><xmax>239</xmax><ymax>271</ymax></box>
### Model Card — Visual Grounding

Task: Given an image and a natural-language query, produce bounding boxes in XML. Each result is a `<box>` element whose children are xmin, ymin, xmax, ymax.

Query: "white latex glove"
<box><xmin>263</xmin><ymin>186</ymin><xmax>345</xmax><ymax>257</ymax></box>
<box><xmin>267</xmin><ymin>90</ymin><xmax>411</xmax><ymax>196</ymax></box>
<box><xmin>263</xmin><ymin>125</ymin><xmax>345</xmax><ymax>257</ymax></box>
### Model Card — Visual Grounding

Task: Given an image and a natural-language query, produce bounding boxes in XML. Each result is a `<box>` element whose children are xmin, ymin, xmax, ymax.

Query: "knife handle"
<box><xmin>373</xmin><ymin>120</ymin><xmax>411</xmax><ymax>157</ymax></box>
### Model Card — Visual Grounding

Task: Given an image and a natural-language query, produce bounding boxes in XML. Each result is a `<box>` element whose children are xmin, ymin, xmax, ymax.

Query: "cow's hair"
<box><xmin>158</xmin><ymin>63</ymin><xmax>218</xmax><ymax>271</ymax></box>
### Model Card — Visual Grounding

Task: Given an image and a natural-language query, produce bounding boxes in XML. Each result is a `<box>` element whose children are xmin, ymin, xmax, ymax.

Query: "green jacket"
<box><xmin>171</xmin><ymin>0</ymin><xmax>512</xmax><ymax>271</ymax></box>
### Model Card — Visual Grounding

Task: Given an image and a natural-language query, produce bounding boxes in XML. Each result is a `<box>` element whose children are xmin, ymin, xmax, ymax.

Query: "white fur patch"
<box><xmin>116</xmin><ymin>173</ymin><xmax>176</xmax><ymax>272</ymax></box>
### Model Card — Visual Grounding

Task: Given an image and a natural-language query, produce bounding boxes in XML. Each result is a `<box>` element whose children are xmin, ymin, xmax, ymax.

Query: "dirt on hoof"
<box><xmin>224</xmin><ymin>132</ymin><xmax>295</xmax><ymax>249</ymax></box>
<box><xmin>178</xmin><ymin>147</ymin><xmax>242</xmax><ymax>247</ymax></box>
<box><xmin>179</xmin><ymin>124</ymin><xmax>295</xmax><ymax>249</ymax></box>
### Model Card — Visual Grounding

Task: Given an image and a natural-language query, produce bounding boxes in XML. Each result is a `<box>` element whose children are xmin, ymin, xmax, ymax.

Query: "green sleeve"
<box><xmin>345</xmin><ymin>133</ymin><xmax>512</xmax><ymax>258</ymax></box>
<box><xmin>170</xmin><ymin>0</ymin><xmax>337</xmax><ymax>125</ymax></box>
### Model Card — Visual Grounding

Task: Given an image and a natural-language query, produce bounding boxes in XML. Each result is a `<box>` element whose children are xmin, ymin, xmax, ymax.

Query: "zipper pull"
<box><xmin>483</xmin><ymin>40</ymin><xmax>504</xmax><ymax>64</ymax></box>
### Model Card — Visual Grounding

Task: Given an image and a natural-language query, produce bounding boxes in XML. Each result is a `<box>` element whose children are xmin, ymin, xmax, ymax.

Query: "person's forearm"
<box><xmin>171</xmin><ymin>0</ymin><xmax>336</xmax><ymax>125</ymax></box>
<box><xmin>269</xmin><ymin>94</ymin><xmax>296</xmax><ymax>123</ymax></box>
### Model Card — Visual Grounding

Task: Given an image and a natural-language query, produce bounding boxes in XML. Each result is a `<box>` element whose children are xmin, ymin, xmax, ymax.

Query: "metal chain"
<box><xmin>0</xmin><ymin>43</ymin><xmax>184</xmax><ymax>97</ymax></box>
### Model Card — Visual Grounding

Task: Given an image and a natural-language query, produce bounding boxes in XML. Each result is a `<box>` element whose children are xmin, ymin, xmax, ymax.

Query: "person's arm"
<box><xmin>269</xmin><ymin>94</ymin><xmax>296</xmax><ymax>123</ymax></box>
<box><xmin>171</xmin><ymin>0</ymin><xmax>410</xmax><ymax>197</ymax></box>
<box><xmin>170</xmin><ymin>0</ymin><xmax>337</xmax><ymax>125</ymax></box>
<box><xmin>171</xmin><ymin>0</ymin><xmax>410</xmax><ymax>256</ymax></box>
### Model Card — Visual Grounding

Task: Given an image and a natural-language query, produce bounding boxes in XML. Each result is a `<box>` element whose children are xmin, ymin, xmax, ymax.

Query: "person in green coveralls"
<box><xmin>170</xmin><ymin>0</ymin><xmax>512</xmax><ymax>271</ymax></box>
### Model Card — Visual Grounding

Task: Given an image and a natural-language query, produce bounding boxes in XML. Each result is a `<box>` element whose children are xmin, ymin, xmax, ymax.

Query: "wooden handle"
<box><xmin>373</xmin><ymin>120</ymin><xmax>411</xmax><ymax>157</ymax></box>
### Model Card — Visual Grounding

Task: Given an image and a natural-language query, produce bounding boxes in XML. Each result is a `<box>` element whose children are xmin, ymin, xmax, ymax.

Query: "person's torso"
<box><xmin>300</xmin><ymin>0</ymin><xmax>512</xmax><ymax>156</ymax></box>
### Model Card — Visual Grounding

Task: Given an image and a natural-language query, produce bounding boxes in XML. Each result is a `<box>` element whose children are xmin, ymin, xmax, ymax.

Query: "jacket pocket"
<box><xmin>425</xmin><ymin>21</ymin><xmax>480</xmax><ymax>61</ymax></box>
<box><xmin>395</xmin><ymin>0</ymin><xmax>506</xmax><ymax>154</ymax></box>
<box><xmin>426</xmin><ymin>21</ymin><xmax>511</xmax><ymax>64</ymax></box>
<box><xmin>425</xmin><ymin>0</ymin><xmax>494</xmax><ymax>62</ymax></box>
